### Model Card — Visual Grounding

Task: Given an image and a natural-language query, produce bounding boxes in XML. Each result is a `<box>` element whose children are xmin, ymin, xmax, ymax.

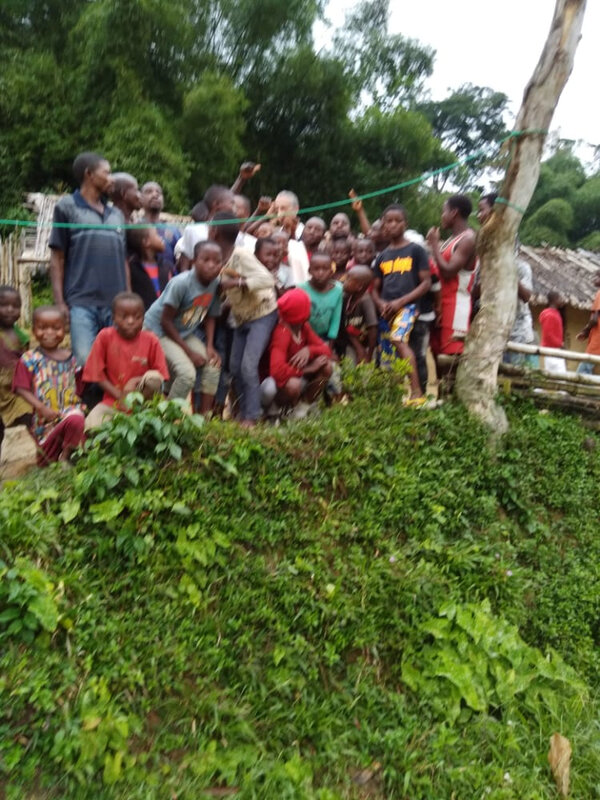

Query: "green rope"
<box><xmin>495</xmin><ymin>197</ymin><xmax>528</xmax><ymax>215</ymax></box>
<box><xmin>0</xmin><ymin>129</ymin><xmax>549</xmax><ymax>230</ymax></box>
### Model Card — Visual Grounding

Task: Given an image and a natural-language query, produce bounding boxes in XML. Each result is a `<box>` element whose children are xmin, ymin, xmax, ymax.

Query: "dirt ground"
<box><xmin>0</xmin><ymin>425</ymin><xmax>38</xmax><ymax>482</ymax></box>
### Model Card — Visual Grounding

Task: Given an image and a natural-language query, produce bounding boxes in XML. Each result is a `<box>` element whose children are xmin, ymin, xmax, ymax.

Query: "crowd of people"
<box><xmin>0</xmin><ymin>151</ymin><xmax>596</xmax><ymax>466</ymax></box>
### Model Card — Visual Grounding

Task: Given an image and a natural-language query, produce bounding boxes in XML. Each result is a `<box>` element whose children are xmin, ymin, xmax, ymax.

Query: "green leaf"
<box><xmin>60</xmin><ymin>498</ymin><xmax>81</xmax><ymax>524</ymax></box>
<box><xmin>90</xmin><ymin>498</ymin><xmax>125</xmax><ymax>523</ymax></box>
<box><xmin>29</xmin><ymin>594</ymin><xmax>58</xmax><ymax>632</ymax></box>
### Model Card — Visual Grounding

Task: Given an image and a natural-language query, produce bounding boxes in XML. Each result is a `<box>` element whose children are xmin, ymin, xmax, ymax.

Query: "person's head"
<box><xmin>233</xmin><ymin>194</ymin><xmax>251</xmax><ymax>221</ymax></box>
<box><xmin>203</xmin><ymin>184</ymin><xmax>235</xmax><ymax>215</ymax></box>
<box><xmin>140</xmin><ymin>181</ymin><xmax>164</xmax><ymax>214</ymax></box>
<box><xmin>594</xmin><ymin>270</ymin><xmax>600</xmax><ymax>289</ymax></box>
<box><xmin>274</xmin><ymin>190</ymin><xmax>299</xmax><ymax>221</ymax></box>
<box><xmin>110</xmin><ymin>173</ymin><xmax>142</xmax><ymax>214</ymax></box>
<box><xmin>329</xmin><ymin>212</ymin><xmax>351</xmax><ymax>240</ymax></box>
<box><xmin>255</xmin><ymin>221</ymin><xmax>275</xmax><ymax>238</ymax></box>
<box><xmin>0</xmin><ymin>286</ymin><xmax>21</xmax><ymax>329</ymax></box>
<box><xmin>368</xmin><ymin>219</ymin><xmax>389</xmax><ymax>250</ymax></box>
<box><xmin>112</xmin><ymin>292</ymin><xmax>145</xmax><ymax>340</ymax></box>
<box><xmin>126</xmin><ymin>226</ymin><xmax>165</xmax><ymax>259</ymax></box>
<box><xmin>302</xmin><ymin>216</ymin><xmax>326</xmax><ymax>249</ymax></box>
<box><xmin>190</xmin><ymin>201</ymin><xmax>209</xmax><ymax>222</ymax></box>
<box><xmin>277</xmin><ymin>288</ymin><xmax>311</xmax><ymax>327</ymax></box>
<box><xmin>255</xmin><ymin>237</ymin><xmax>280</xmax><ymax>273</ymax></box>
<box><xmin>72</xmin><ymin>152</ymin><xmax>111</xmax><ymax>194</ymax></box>
<box><xmin>32</xmin><ymin>306</ymin><xmax>66</xmax><ymax>350</ymax></box>
<box><xmin>382</xmin><ymin>204</ymin><xmax>407</xmax><ymax>242</ymax></box>
<box><xmin>344</xmin><ymin>266</ymin><xmax>373</xmax><ymax>297</ymax></box>
<box><xmin>271</xmin><ymin>229</ymin><xmax>290</xmax><ymax>263</ymax></box>
<box><xmin>332</xmin><ymin>237</ymin><xmax>352</xmax><ymax>271</ymax></box>
<box><xmin>208</xmin><ymin>210</ymin><xmax>240</xmax><ymax>249</ymax></box>
<box><xmin>309</xmin><ymin>252</ymin><xmax>333</xmax><ymax>289</ymax></box>
<box><xmin>547</xmin><ymin>290</ymin><xmax>563</xmax><ymax>308</ymax></box>
<box><xmin>442</xmin><ymin>194</ymin><xmax>473</xmax><ymax>229</ymax></box>
<box><xmin>353</xmin><ymin>237</ymin><xmax>375</xmax><ymax>266</ymax></box>
<box><xmin>477</xmin><ymin>192</ymin><xmax>498</xmax><ymax>225</ymax></box>
<box><xmin>193</xmin><ymin>240</ymin><xmax>223</xmax><ymax>284</ymax></box>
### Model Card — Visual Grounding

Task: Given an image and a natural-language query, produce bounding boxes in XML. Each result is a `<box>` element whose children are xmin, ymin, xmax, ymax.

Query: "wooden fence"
<box><xmin>0</xmin><ymin>231</ymin><xmax>37</xmax><ymax>326</ymax></box>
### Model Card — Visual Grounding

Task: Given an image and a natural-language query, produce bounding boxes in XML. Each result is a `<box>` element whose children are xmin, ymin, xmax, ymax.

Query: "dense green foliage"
<box><xmin>0</xmin><ymin>0</ymin><xmax>512</xmax><ymax>233</ymax></box>
<box><xmin>521</xmin><ymin>146</ymin><xmax>600</xmax><ymax>250</ymax></box>
<box><xmin>2</xmin><ymin>375</ymin><xmax>600</xmax><ymax>798</ymax></box>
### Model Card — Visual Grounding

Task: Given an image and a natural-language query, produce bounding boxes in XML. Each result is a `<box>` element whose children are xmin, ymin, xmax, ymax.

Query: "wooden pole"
<box><xmin>455</xmin><ymin>0</ymin><xmax>587</xmax><ymax>435</ymax></box>
<box><xmin>506</xmin><ymin>341</ymin><xmax>600</xmax><ymax>365</ymax></box>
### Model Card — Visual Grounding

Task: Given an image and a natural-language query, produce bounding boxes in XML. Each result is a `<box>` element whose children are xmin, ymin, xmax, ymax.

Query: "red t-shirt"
<box><xmin>539</xmin><ymin>307</ymin><xmax>563</xmax><ymax>349</ymax></box>
<box><xmin>82</xmin><ymin>327</ymin><xmax>169</xmax><ymax>406</ymax></box>
<box><xmin>587</xmin><ymin>290</ymin><xmax>600</xmax><ymax>356</ymax></box>
<box><xmin>269</xmin><ymin>322</ymin><xmax>331</xmax><ymax>388</ymax></box>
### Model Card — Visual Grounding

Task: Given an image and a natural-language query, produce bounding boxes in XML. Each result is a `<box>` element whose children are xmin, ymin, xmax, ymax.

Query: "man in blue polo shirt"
<box><xmin>49</xmin><ymin>151</ymin><xmax>129</xmax><ymax>366</ymax></box>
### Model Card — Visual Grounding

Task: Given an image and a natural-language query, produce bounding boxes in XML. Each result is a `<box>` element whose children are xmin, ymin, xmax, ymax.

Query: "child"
<box><xmin>255</xmin><ymin>237</ymin><xmax>286</xmax><ymax>296</ymax></box>
<box><xmin>83</xmin><ymin>292</ymin><xmax>169</xmax><ymax>429</ymax></box>
<box><xmin>335</xmin><ymin>266</ymin><xmax>377</xmax><ymax>364</ymax></box>
<box><xmin>349</xmin><ymin>237</ymin><xmax>376</xmax><ymax>269</ymax></box>
<box><xmin>539</xmin><ymin>291</ymin><xmax>566</xmax><ymax>374</ymax></box>
<box><xmin>372</xmin><ymin>204</ymin><xmax>431</xmax><ymax>403</ymax></box>
<box><xmin>331</xmin><ymin>238</ymin><xmax>352</xmax><ymax>282</ymax></box>
<box><xmin>144</xmin><ymin>240</ymin><xmax>222</xmax><ymax>413</ymax></box>
<box><xmin>264</xmin><ymin>288</ymin><xmax>333</xmax><ymax>418</ymax></box>
<box><xmin>301</xmin><ymin>217</ymin><xmax>327</xmax><ymax>260</ymax></box>
<box><xmin>12</xmin><ymin>306</ymin><xmax>85</xmax><ymax>465</ymax></box>
<box><xmin>0</xmin><ymin>286</ymin><xmax>32</xmax><ymax>453</ymax></box>
<box><xmin>299</xmin><ymin>253</ymin><xmax>343</xmax><ymax>348</ymax></box>
<box><xmin>213</xmin><ymin>219</ymin><xmax>278</xmax><ymax>427</ymax></box>
<box><xmin>271</xmin><ymin>230</ymin><xmax>295</xmax><ymax>291</ymax></box>
<box><xmin>127</xmin><ymin>226</ymin><xmax>172</xmax><ymax>310</ymax></box>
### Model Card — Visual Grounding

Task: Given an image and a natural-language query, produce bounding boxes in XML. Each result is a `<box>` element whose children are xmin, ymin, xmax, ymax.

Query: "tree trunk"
<box><xmin>455</xmin><ymin>0</ymin><xmax>587</xmax><ymax>435</ymax></box>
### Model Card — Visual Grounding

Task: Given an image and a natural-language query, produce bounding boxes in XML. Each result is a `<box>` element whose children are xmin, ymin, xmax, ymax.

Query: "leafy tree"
<box><xmin>572</xmin><ymin>174</ymin><xmax>600</xmax><ymax>243</ymax></box>
<box><xmin>418</xmin><ymin>84</ymin><xmax>509</xmax><ymax>188</ymax></box>
<box><xmin>521</xmin><ymin>198</ymin><xmax>574</xmax><ymax>247</ymax></box>
<box><xmin>333</xmin><ymin>0</ymin><xmax>434</xmax><ymax>110</ymax></box>
<box><xmin>182</xmin><ymin>74</ymin><xmax>248</xmax><ymax>202</ymax></box>
<box><xmin>527</xmin><ymin>145</ymin><xmax>586</xmax><ymax>214</ymax></box>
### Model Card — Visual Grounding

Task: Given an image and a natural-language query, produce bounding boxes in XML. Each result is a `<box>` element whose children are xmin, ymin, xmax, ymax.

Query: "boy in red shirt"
<box><xmin>83</xmin><ymin>292</ymin><xmax>168</xmax><ymax>429</ymax></box>
<box><xmin>264</xmin><ymin>288</ymin><xmax>333</xmax><ymax>418</ymax></box>
<box><xmin>539</xmin><ymin>291</ymin><xmax>566</xmax><ymax>374</ymax></box>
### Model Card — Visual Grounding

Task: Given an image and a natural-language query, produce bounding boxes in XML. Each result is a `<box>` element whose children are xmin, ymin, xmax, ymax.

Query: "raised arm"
<box><xmin>349</xmin><ymin>189</ymin><xmax>370</xmax><ymax>236</ymax></box>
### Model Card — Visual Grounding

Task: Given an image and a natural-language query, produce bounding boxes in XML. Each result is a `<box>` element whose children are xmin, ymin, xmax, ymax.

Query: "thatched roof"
<box><xmin>519</xmin><ymin>245</ymin><xmax>600</xmax><ymax>310</ymax></box>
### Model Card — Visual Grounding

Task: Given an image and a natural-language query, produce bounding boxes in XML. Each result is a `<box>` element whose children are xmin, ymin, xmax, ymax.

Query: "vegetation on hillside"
<box><xmin>2</xmin><ymin>369</ymin><xmax>600</xmax><ymax>799</ymax></box>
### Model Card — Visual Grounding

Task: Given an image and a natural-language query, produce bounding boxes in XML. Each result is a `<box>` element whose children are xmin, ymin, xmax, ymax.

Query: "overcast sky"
<box><xmin>316</xmin><ymin>1</ymin><xmax>598</xmax><ymax>160</ymax></box>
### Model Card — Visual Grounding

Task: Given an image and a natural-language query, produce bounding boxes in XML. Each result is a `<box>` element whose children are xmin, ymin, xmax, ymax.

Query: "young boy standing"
<box><xmin>336</xmin><ymin>266</ymin><xmax>377</xmax><ymax>364</ymax></box>
<box><xmin>0</xmin><ymin>286</ymin><xmax>32</xmax><ymax>453</ymax></box>
<box><xmin>144</xmin><ymin>241</ymin><xmax>222</xmax><ymax>412</ymax></box>
<box><xmin>372</xmin><ymin>204</ymin><xmax>431</xmax><ymax>402</ymax></box>
<box><xmin>83</xmin><ymin>292</ymin><xmax>169</xmax><ymax>429</ymax></box>
<box><xmin>299</xmin><ymin>252</ymin><xmax>343</xmax><ymax>347</ymax></box>
<box><xmin>13</xmin><ymin>306</ymin><xmax>85</xmax><ymax>464</ymax></box>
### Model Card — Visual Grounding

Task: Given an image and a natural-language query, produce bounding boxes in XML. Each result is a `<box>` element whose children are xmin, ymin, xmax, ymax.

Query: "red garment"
<box><xmin>82</xmin><ymin>327</ymin><xmax>169</xmax><ymax>406</ymax></box>
<box><xmin>587</xmin><ymin>290</ymin><xmax>600</xmax><ymax>355</ymax></box>
<box><xmin>277</xmin><ymin>288</ymin><xmax>311</xmax><ymax>325</ymax></box>
<box><xmin>438</xmin><ymin>233</ymin><xmax>476</xmax><ymax>355</ymax></box>
<box><xmin>269</xmin><ymin>322</ymin><xmax>331</xmax><ymax>388</ymax></box>
<box><xmin>36</xmin><ymin>409</ymin><xmax>85</xmax><ymax>466</ymax></box>
<box><xmin>539</xmin><ymin>307</ymin><xmax>563</xmax><ymax>349</ymax></box>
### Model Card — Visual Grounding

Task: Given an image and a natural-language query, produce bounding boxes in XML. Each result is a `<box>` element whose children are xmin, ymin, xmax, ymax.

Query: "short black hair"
<box><xmin>447</xmin><ymin>194</ymin><xmax>473</xmax><ymax>219</ymax></box>
<box><xmin>126</xmin><ymin>226</ymin><xmax>150</xmax><ymax>258</ymax></box>
<box><xmin>72</xmin><ymin>152</ymin><xmax>105</xmax><ymax>186</ymax></box>
<box><xmin>203</xmin><ymin>184</ymin><xmax>232</xmax><ymax>212</ymax></box>
<box><xmin>110</xmin><ymin>172</ymin><xmax>137</xmax><ymax>199</ymax></box>
<box><xmin>0</xmin><ymin>285</ymin><xmax>20</xmax><ymax>299</ymax></box>
<box><xmin>255</xmin><ymin>237</ymin><xmax>277</xmax><ymax>257</ymax></box>
<box><xmin>112</xmin><ymin>291</ymin><xmax>144</xmax><ymax>314</ymax></box>
<box><xmin>32</xmin><ymin>305</ymin><xmax>66</xmax><ymax>323</ymax></box>
<box><xmin>193</xmin><ymin>239</ymin><xmax>222</xmax><ymax>259</ymax></box>
<box><xmin>210</xmin><ymin>210</ymin><xmax>240</xmax><ymax>244</ymax></box>
<box><xmin>547</xmin><ymin>290</ymin><xmax>561</xmax><ymax>305</ymax></box>
<box><xmin>190</xmin><ymin>201</ymin><xmax>209</xmax><ymax>222</ymax></box>
<box><xmin>382</xmin><ymin>203</ymin><xmax>407</xmax><ymax>218</ymax></box>
<box><xmin>480</xmin><ymin>192</ymin><xmax>498</xmax><ymax>207</ymax></box>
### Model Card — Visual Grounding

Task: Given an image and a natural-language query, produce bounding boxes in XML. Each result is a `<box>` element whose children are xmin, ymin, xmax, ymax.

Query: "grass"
<box><xmin>1</xmin><ymin>376</ymin><xmax>600</xmax><ymax>799</ymax></box>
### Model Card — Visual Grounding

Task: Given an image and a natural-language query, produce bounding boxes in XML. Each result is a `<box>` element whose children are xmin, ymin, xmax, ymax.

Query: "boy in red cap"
<box><xmin>263</xmin><ymin>288</ymin><xmax>333</xmax><ymax>418</ymax></box>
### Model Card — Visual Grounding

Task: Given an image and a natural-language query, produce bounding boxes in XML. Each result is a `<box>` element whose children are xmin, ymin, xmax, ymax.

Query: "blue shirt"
<box><xmin>49</xmin><ymin>190</ymin><xmax>127</xmax><ymax>308</ymax></box>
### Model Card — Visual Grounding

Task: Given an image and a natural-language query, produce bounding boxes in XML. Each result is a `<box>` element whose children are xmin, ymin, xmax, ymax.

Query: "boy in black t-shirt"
<box><xmin>372</xmin><ymin>204</ymin><xmax>431</xmax><ymax>403</ymax></box>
